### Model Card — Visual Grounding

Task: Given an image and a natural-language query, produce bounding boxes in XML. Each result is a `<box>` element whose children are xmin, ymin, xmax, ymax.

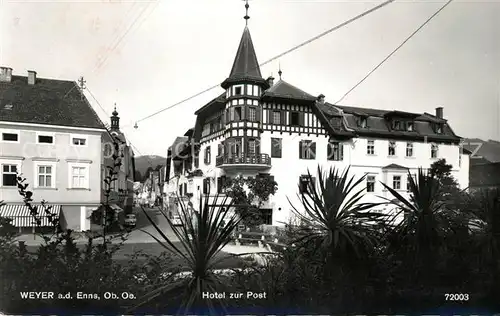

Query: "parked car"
<box><xmin>124</xmin><ymin>214</ymin><xmax>137</xmax><ymax>228</ymax></box>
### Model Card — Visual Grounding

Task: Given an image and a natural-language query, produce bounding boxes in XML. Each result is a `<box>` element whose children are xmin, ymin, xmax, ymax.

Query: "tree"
<box><xmin>223</xmin><ymin>174</ymin><xmax>278</xmax><ymax>227</ymax></box>
<box><xmin>429</xmin><ymin>158</ymin><xmax>468</xmax><ymax>214</ymax></box>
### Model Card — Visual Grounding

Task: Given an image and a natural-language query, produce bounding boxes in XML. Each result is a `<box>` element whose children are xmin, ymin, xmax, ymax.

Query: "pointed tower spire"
<box><xmin>221</xmin><ymin>1</ymin><xmax>268</xmax><ymax>89</ymax></box>
<box><xmin>111</xmin><ymin>102</ymin><xmax>120</xmax><ymax>130</ymax></box>
<box><xmin>244</xmin><ymin>0</ymin><xmax>250</xmax><ymax>26</ymax></box>
<box><xmin>278</xmin><ymin>63</ymin><xmax>282</xmax><ymax>79</ymax></box>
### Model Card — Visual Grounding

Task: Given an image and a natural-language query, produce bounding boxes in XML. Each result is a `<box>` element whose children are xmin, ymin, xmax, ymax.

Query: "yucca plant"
<box><xmin>289</xmin><ymin>166</ymin><xmax>385</xmax><ymax>264</ymax></box>
<box><xmin>381</xmin><ymin>168</ymin><xmax>453</xmax><ymax>262</ymax></box>
<box><xmin>131</xmin><ymin>192</ymin><xmax>244</xmax><ymax>314</ymax></box>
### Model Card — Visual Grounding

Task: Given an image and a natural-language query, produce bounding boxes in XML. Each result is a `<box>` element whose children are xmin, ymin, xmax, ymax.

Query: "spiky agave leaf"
<box><xmin>380</xmin><ymin>168</ymin><xmax>449</xmax><ymax>257</ymax></box>
<box><xmin>133</xmin><ymin>192</ymin><xmax>244</xmax><ymax>313</ymax></box>
<box><xmin>288</xmin><ymin>165</ymin><xmax>385</xmax><ymax>260</ymax></box>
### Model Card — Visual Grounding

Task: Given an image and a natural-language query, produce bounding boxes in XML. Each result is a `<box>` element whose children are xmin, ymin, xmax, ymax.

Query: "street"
<box><xmin>20</xmin><ymin>207</ymin><xmax>262</xmax><ymax>269</ymax></box>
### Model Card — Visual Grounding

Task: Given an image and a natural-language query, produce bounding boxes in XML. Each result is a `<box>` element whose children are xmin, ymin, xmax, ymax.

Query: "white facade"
<box><xmin>0</xmin><ymin>121</ymin><xmax>106</xmax><ymax>231</ymax></box>
<box><xmin>164</xmin><ymin>23</ymin><xmax>469</xmax><ymax>227</ymax></box>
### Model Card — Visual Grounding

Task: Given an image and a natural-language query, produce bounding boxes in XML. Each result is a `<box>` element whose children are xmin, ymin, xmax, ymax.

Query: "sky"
<box><xmin>1</xmin><ymin>0</ymin><xmax>499</xmax><ymax>157</ymax></box>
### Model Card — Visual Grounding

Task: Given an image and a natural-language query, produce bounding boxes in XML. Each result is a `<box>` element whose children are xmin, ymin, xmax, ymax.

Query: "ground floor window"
<box><xmin>259</xmin><ymin>208</ymin><xmax>272</xmax><ymax>225</ymax></box>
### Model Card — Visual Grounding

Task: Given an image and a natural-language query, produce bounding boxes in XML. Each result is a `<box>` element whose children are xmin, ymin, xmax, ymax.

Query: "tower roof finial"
<box><xmin>278</xmin><ymin>62</ymin><xmax>282</xmax><ymax>79</ymax></box>
<box><xmin>112</xmin><ymin>102</ymin><xmax>118</xmax><ymax>116</ymax></box>
<box><xmin>244</xmin><ymin>0</ymin><xmax>250</xmax><ymax>26</ymax></box>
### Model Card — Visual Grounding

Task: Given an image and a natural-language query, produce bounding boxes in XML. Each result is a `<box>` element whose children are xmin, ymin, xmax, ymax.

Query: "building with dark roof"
<box><xmin>164</xmin><ymin>5</ymin><xmax>470</xmax><ymax>226</ymax></box>
<box><xmin>462</xmin><ymin>138</ymin><xmax>500</xmax><ymax>191</ymax></box>
<box><xmin>0</xmin><ymin>67</ymin><xmax>109</xmax><ymax>232</ymax></box>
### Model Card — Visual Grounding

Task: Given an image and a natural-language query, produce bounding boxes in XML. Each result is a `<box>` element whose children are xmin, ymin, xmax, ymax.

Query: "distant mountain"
<box><xmin>134</xmin><ymin>155</ymin><xmax>166</xmax><ymax>182</ymax></box>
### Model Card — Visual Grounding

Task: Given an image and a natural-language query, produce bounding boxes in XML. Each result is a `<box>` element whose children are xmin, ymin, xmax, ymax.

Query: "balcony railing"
<box><xmin>216</xmin><ymin>153</ymin><xmax>271</xmax><ymax>168</ymax></box>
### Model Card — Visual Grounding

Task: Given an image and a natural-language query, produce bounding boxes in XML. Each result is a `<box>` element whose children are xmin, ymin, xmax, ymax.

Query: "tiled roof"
<box><xmin>382</xmin><ymin>164</ymin><xmax>409</xmax><ymax>170</ymax></box>
<box><xmin>0</xmin><ymin>75</ymin><xmax>105</xmax><ymax>129</ymax></box>
<box><xmin>225</xmin><ymin>26</ymin><xmax>263</xmax><ymax>82</ymax></box>
<box><xmin>262</xmin><ymin>80</ymin><xmax>317</xmax><ymax>101</ymax></box>
<box><xmin>463</xmin><ymin>138</ymin><xmax>500</xmax><ymax>163</ymax></box>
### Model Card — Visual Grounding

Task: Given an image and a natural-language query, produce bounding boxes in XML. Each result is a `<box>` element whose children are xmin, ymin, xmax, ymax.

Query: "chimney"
<box><xmin>0</xmin><ymin>67</ymin><xmax>12</xmax><ymax>82</ymax></box>
<box><xmin>435</xmin><ymin>106</ymin><xmax>443</xmax><ymax>119</ymax></box>
<box><xmin>266</xmin><ymin>76</ymin><xmax>274</xmax><ymax>87</ymax></box>
<box><xmin>27</xmin><ymin>70</ymin><xmax>37</xmax><ymax>85</ymax></box>
<box><xmin>317</xmin><ymin>94</ymin><xmax>325</xmax><ymax>104</ymax></box>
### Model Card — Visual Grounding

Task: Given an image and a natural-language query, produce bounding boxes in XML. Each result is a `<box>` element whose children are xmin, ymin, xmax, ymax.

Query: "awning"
<box><xmin>0</xmin><ymin>204</ymin><xmax>62</xmax><ymax>227</ymax></box>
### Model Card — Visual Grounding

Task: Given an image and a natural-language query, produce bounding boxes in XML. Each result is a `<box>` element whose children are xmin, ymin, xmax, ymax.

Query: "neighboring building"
<box><xmin>463</xmin><ymin>138</ymin><xmax>500</xmax><ymax>191</ymax></box>
<box><xmin>164</xmin><ymin>7</ymin><xmax>470</xmax><ymax>226</ymax></box>
<box><xmin>0</xmin><ymin>67</ymin><xmax>107</xmax><ymax>231</ymax></box>
<box><xmin>101</xmin><ymin>106</ymin><xmax>136</xmax><ymax>215</ymax></box>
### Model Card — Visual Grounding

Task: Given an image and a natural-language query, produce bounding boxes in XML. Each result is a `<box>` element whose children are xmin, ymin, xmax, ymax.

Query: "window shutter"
<box><xmin>299</xmin><ymin>141</ymin><xmax>303</xmax><ymax>159</ymax></box>
<box><xmin>281</xmin><ymin>111</ymin><xmax>286</xmax><ymax>126</ymax></box>
<box><xmin>311</xmin><ymin>142</ymin><xmax>316</xmax><ymax>159</ymax></box>
<box><xmin>327</xmin><ymin>142</ymin><xmax>332</xmax><ymax>160</ymax></box>
<box><xmin>256</xmin><ymin>107</ymin><xmax>261</xmax><ymax>122</ymax></box>
<box><xmin>299</xmin><ymin>113</ymin><xmax>305</xmax><ymax>126</ymax></box>
<box><xmin>340</xmin><ymin>143</ymin><xmax>344</xmax><ymax>160</ymax></box>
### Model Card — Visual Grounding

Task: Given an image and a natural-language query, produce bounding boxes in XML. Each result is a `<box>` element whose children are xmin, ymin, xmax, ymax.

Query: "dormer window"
<box><xmin>234</xmin><ymin>86</ymin><xmax>242</xmax><ymax>95</ymax></box>
<box><xmin>407</xmin><ymin>122</ymin><xmax>414</xmax><ymax>132</ymax></box>
<box><xmin>435</xmin><ymin>123</ymin><xmax>443</xmax><ymax>134</ymax></box>
<box><xmin>393</xmin><ymin>120</ymin><xmax>401</xmax><ymax>130</ymax></box>
<box><xmin>360</xmin><ymin>117</ymin><xmax>367</xmax><ymax>128</ymax></box>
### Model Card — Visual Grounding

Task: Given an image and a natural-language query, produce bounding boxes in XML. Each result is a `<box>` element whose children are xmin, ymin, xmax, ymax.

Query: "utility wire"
<box><xmin>63</xmin><ymin>1</ymin><xmax>158</xmax><ymax>100</ymax></box>
<box><xmin>125</xmin><ymin>0</ymin><xmax>396</xmax><ymax>128</ymax></box>
<box><xmin>92</xmin><ymin>1</ymin><xmax>157</xmax><ymax>74</ymax></box>
<box><xmin>335</xmin><ymin>0</ymin><xmax>454</xmax><ymax>104</ymax></box>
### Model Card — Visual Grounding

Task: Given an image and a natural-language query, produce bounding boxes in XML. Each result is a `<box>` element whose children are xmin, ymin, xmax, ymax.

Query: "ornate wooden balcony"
<box><xmin>215</xmin><ymin>153</ymin><xmax>272</xmax><ymax>170</ymax></box>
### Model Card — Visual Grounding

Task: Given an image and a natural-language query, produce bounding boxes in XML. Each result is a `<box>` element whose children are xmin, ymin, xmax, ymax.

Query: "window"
<box><xmin>70</xmin><ymin>165</ymin><xmax>88</xmax><ymax>188</ymax></box>
<box><xmin>290</xmin><ymin>112</ymin><xmax>300</xmax><ymax>126</ymax></box>
<box><xmin>234</xmin><ymin>107</ymin><xmax>242</xmax><ymax>120</ymax></box>
<box><xmin>406</xmin><ymin>142</ymin><xmax>413</xmax><ymax>157</ymax></box>
<box><xmin>259</xmin><ymin>209</ymin><xmax>273</xmax><ymax>225</ymax></box>
<box><xmin>1</xmin><ymin>132</ymin><xmax>18</xmax><ymax>142</ymax></box>
<box><xmin>407</xmin><ymin>175</ymin><xmax>414</xmax><ymax>191</ymax></box>
<box><xmin>229</xmin><ymin>108</ymin><xmax>235</xmax><ymax>121</ymax></box>
<box><xmin>248</xmin><ymin>139</ymin><xmax>256</xmax><ymax>155</ymax></box>
<box><xmin>37</xmin><ymin>165</ymin><xmax>54</xmax><ymax>188</ymax></box>
<box><xmin>272</xmin><ymin>111</ymin><xmax>281</xmax><ymax>124</ymax></box>
<box><xmin>392</xmin><ymin>175</ymin><xmax>401</xmax><ymax>190</ymax></box>
<box><xmin>431</xmin><ymin>144</ymin><xmax>438</xmax><ymax>158</ymax></box>
<box><xmin>202</xmin><ymin>178</ymin><xmax>210</xmax><ymax>194</ymax></box>
<box><xmin>435</xmin><ymin>123</ymin><xmax>443</xmax><ymax>134</ymax></box>
<box><xmin>210</xmin><ymin>122</ymin><xmax>215</xmax><ymax>133</ymax></box>
<box><xmin>1</xmin><ymin>164</ymin><xmax>17</xmax><ymax>186</ymax></box>
<box><xmin>217</xmin><ymin>143</ymin><xmax>223</xmax><ymax>156</ymax></box>
<box><xmin>248</xmin><ymin>107</ymin><xmax>257</xmax><ymax>122</ymax></box>
<box><xmin>407</xmin><ymin>122</ymin><xmax>414</xmax><ymax>132</ymax></box>
<box><xmin>360</xmin><ymin>117</ymin><xmax>367</xmax><ymax>128</ymax></box>
<box><xmin>366</xmin><ymin>175</ymin><xmax>375</xmax><ymax>193</ymax></box>
<box><xmin>327</xmin><ymin>141</ymin><xmax>343</xmax><ymax>161</ymax></box>
<box><xmin>299</xmin><ymin>140</ymin><xmax>316</xmax><ymax>160</ymax></box>
<box><xmin>217</xmin><ymin>176</ymin><xmax>227</xmax><ymax>194</ymax></box>
<box><xmin>72</xmin><ymin>137</ymin><xmax>86</xmax><ymax>146</ymax></box>
<box><xmin>393</xmin><ymin>120</ymin><xmax>401</xmax><ymax>130</ymax></box>
<box><xmin>388</xmin><ymin>141</ymin><xmax>396</xmax><ymax>156</ymax></box>
<box><xmin>299</xmin><ymin>175</ymin><xmax>315</xmax><ymax>194</ymax></box>
<box><xmin>367</xmin><ymin>140</ymin><xmax>375</xmax><ymax>155</ymax></box>
<box><xmin>204</xmin><ymin>146</ymin><xmax>211</xmax><ymax>164</ymax></box>
<box><xmin>234</xmin><ymin>86</ymin><xmax>242</xmax><ymax>95</ymax></box>
<box><xmin>37</xmin><ymin>134</ymin><xmax>54</xmax><ymax>144</ymax></box>
<box><xmin>271</xmin><ymin>138</ymin><xmax>282</xmax><ymax>158</ymax></box>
